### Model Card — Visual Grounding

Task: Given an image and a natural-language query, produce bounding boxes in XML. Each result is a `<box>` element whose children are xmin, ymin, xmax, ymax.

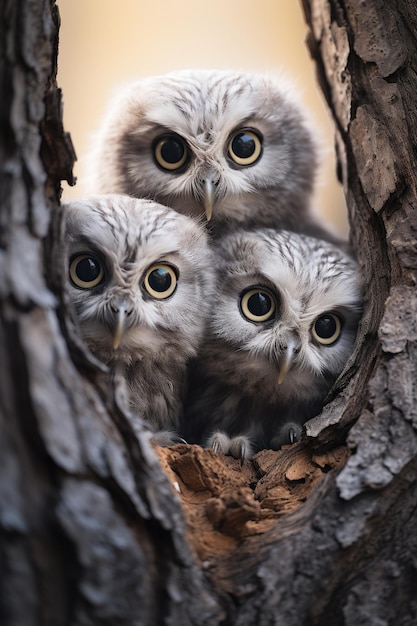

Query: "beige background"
<box><xmin>57</xmin><ymin>0</ymin><xmax>347</xmax><ymax>237</ymax></box>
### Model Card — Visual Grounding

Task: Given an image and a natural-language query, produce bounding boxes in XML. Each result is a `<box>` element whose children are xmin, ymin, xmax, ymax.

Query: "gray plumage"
<box><xmin>88</xmin><ymin>69</ymin><xmax>333</xmax><ymax>239</ymax></box>
<box><xmin>184</xmin><ymin>228</ymin><xmax>363</xmax><ymax>459</ymax></box>
<box><xmin>63</xmin><ymin>194</ymin><xmax>214</xmax><ymax>444</ymax></box>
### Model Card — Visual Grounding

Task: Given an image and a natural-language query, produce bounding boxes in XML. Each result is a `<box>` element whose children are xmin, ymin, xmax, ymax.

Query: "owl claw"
<box><xmin>173</xmin><ymin>435</ymin><xmax>188</xmax><ymax>445</ymax></box>
<box><xmin>288</xmin><ymin>427</ymin><xmax>298</xmax><ymax>444</ymax></box>
<box><xmin>270</xmin><ymin>422</ymin><xmax>303</xmax><ymax>450</ymax></box>
<box><xmin>212</xmin><ymin>440</ymin><xmax>221</xmax><ymax>454</ymax></box>
<box><xmin>239</xmin><ymin>443</ymin><xmax>246</xmax><ymax>466</ymax></box>
<box><xmin>151</xmin><ymin>430</ymin><xmax>186</xmax><ymax>447</ymax></box>
<box><xmin>207</xmin><ymin>432</ymin><xmax>254</xmax><ymax>460</ymax></box>
<box><xmin>230</xmin><ymin>437</ymin><xmax>252</xmax><ymax>461</ymax></box>
<box><xmin>208</xmin><ymin>432</ymin><xmax>230</xmax><ymax>455</ymax></box>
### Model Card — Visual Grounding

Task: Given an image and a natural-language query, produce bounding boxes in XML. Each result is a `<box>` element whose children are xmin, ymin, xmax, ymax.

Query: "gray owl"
<box><xmin>184</xmin><ymin>228</ymin><xmax>363</xmax><ymax>459</ymax></box>
<box><xmin>88</xmin><ymin>69</ymin><xmax>333</xmax><ymax>239</ymax></box>
<box><xmin>63</xmin><ymin>194</ymin><xmax>214</xmax><ymax>445</ymax></box>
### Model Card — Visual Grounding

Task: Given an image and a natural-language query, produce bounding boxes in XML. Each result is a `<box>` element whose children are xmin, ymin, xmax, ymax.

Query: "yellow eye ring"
<box><xmin>69</xmin><ymin>254</ymin><xmax>105</xmax><ymax>289</ymax></box>
<box><xmin>312</xmin><ymin>313</ymin><xmax>342</xmax><ymax>345</ymax></box>
<box><xmin>240</xmin><ymin>288</ymin><xmax>276</xmax><ymax>323</ymax></box>
<box><xmin>153</xmin><ymin>134</ymin><xmax>189</xmax><ymax>171</ymax></box>
<box><xmin>228</xmin><ymin>129</ymin><xmax>262</xmax><ymax>166</ymax></box>
<box><xmin>143</xmin><ymin>263</ymin><xmax>178</xmax><ymax>299</ymax></box>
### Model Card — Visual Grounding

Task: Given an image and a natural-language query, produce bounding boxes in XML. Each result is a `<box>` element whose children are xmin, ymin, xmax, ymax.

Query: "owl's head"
<box><xmin>63</xmin><ymin>194</ymin><xmax>213</xmax><ymax>365</ymax></box>
<box><xmin>209</xmin><ymin>229</ymin><xmax>362</xmax><ymax>398</ymax></box>
<box><xmin>89</xmin><ymin>69</ymin><xmax>319</xmax><ymax>230</ymax></box>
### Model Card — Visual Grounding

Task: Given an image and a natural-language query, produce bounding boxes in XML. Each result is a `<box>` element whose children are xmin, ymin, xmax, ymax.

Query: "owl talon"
<box><xmin>288</xmin><ymin>427</ymin><xmax>298</xmax><ymax>444</ymax></box>
<box><xmin>151</xmin><ymin>430</ymin><xmax>186</xmax><ymax>447</ymax></box>
<box><xmin>212</xmin><ymin>440</ymin><xmax>221</xmax><ymax>455</ymax></box>
<box><xmin>172</xmin><ymin>435</ymin><xmax>187</xmax><ymax>445</ymax></box>
<box><xmin>207</xmin><ymin>432</ymin><xmax>230</xmax><ymax>456</ymax></box>
<box><xmin>271</xmin><ymin>422</ymin><xmax>303</xmax><ymax>450</ymax></box>
<box><xmin>230</xmin><ymin>436</ymin><xmax>253</xmax><ymax>461</ymax></box>
<box><xmin>207</xmin><ymin>432</ymin><xmax>253</xmax><ymax>460</ymax></box>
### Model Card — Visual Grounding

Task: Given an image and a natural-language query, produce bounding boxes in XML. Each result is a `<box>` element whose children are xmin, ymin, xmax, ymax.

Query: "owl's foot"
<box><xmin>207</xmin><ymin>431</ymin><xmax>254</xmax><ymax>462</ymax></box>
<box><xmin>270</xmin><ymin>421</ymin><xmax>303</xmax><ymax>450</ymax></box>
<box><xmin>151</xmin><ymin>430</ymin><xmax>187</xmax><ymax>447</ymax></box>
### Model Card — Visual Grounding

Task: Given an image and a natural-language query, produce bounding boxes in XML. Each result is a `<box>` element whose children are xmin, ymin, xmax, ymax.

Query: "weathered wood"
<box><xmin>1</xmin><ymin>0</ymin><xmax>417</xmax><ymax>624</ymax></box>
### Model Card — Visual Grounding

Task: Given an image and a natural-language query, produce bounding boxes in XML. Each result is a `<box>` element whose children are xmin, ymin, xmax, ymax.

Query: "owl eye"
<box><xmin>228</xmin><ymin>129</ymin><xmax>262</xmax><ymax>166</ymax></box>
<box><xmin>69</xmin><ymin>254</ymin><xmax>105</xmax><ymax>289</ymax></box>
<box><xmin>312</xmin><ymin>313</ymin><xmax>343</xmax><ymax>345</ymax></box>
<box><xmin>240</xmin><ymin>287</ymin><xmax>276</xmax><ymax>323</ymax></box>
<box><xmin>143</xmin><ymin>263</ymin><xmax>178</xmax><ymax>299</ymax></box>
<box><xmin>153</xmin><ymin>134</ymin><xmax>189</xmax><ymax>171</ymax></box>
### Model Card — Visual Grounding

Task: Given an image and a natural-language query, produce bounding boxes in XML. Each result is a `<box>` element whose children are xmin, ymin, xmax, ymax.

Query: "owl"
<box><xmin>88</xmin><ymin>69</ymin><xmax>334</xmax><ymax>240</ymax></box>
<box><xmin>62</xmin><ymin>194</ymin><xmax>214</xmax><ymax>445</ymax></box>
<box><xmin>183</xmin><ymin>228</ymin><xmax>363</xmax><ymax>459</ymax></box>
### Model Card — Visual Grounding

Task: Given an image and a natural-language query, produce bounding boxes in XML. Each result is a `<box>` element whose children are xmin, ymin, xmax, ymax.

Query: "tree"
<box><xmin>1</xmin><ymin>1</ymin><xmax>416</xmax><ymax>624</ymax></box>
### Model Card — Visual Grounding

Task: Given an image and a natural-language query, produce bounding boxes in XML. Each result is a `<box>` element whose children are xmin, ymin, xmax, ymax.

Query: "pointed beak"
<box><xmin>277</xmin><ymin>339</ymin><xmax>298</xmax><ymax>385</ymax></box>
<box><xmin>112</xmin><ymin>307</ymin><xmax>130</xmax><ymax>350</ymax></box>
<box><xmin>202</xmin><ymin>177</ymin><xmax>216</xmax><ymax>221</ymax></box>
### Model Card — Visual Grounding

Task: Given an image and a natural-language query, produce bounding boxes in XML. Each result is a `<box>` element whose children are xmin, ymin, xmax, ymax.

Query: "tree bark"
<box><xmin>1</xmin><ymin>1</ymin><xmax>417</xmax><ymax>625</ymax></box>
<box><xmin>0</xmin><ymin>2</ymin><xmax>219</xmax><ymax>625</ymax></box>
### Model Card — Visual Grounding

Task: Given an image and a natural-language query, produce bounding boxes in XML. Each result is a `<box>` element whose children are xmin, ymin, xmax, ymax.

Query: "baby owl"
<box><xmin>63</xmin><ymin>194</ymin><xmax>214</xmax><ymax>445</ymax></box>
<box><xmin>88</xmin><ymin>69</ymin><xmax>333</xmax><ymax>239</ymax></box>
<box><xmin>184</xmin><ymin>228</ymin><xmax>363</xmax><ymax>459</ymax></box>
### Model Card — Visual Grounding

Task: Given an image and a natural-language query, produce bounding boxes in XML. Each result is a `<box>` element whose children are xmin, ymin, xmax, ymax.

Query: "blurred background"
<box><xmin>57</xmin><ymin>0</ymin><xmax>347</xmax><ymax>237</ymax></box>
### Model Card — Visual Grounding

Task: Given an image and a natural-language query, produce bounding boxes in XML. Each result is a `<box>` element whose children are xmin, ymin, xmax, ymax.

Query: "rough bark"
<box><xmin>1</xmin><ymin>1</ymin><xmax>417</xmax><ymax>625</ymax></box>
<box><xmin>0</xmin><ymin>2</ymin><xmax>219</xmax><ymax>625</ymax></box>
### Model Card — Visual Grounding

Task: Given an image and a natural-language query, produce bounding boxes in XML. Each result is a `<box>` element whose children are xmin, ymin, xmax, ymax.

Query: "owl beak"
<box><xmin>277</xmin><ymin>341</ymin><xmax>298</xmax><ymax>385</ymax></box>
<box><xmin>202</xmin><ymin>177</ymin><xmax>216</xmax><ymax>221</ymax></box>
<box><xmin>112</xmin><ymin>310</ymin><xmax>127</xmax><ymax>350</ymax></box>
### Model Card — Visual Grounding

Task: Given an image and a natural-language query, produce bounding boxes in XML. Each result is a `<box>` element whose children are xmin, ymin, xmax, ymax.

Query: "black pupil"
<box><xmin>148</xmin><ymin>268</ymin><xmax>172</xmax><ymax>292</ymax></box>
<box><xmin>161</xmin><ymin>137</ymin><xmax>185</xmax><ymax>164</ymax></box>
<box><xmin>232</xmin><ymin>133</ymin><xmax>256</xmax><ymax>158</ymax></box>
<box><xmin>76</xmin><ymin>257</ymin><xmax>101</xmax><ymax>283</ymax></box>
<box><xmin>315</xmin><ymin>315</ymin><xmax>337</xmax><ymax>338</ymax></box>
<box><xmin>247</xmin><ymin>292</ymin><xmax>272</xmax><ymax>317</ymax></box>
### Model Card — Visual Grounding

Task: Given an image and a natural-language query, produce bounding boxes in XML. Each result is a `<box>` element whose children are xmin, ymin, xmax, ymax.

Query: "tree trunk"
<box><xmin>1</xmin><ymin>1</ymin><xmax>416</xmax><ymax>625</ymax></box>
